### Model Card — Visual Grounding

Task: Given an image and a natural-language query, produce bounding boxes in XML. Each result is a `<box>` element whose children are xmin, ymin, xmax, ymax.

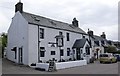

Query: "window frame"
<box><xmin>59</xmin><ymin>31</ymin><xmax>63</xmax><ymax>35</ymax></box>
<box><xmin>67</xmin><ymin>48</ymin><xmax>70</xmax><ymax>56</ymax></box>
<box><xmin>60</xmin><ymin>49</ymin><xmax>64</xmax><ymax>56</ymax></box>
<box><xmin>86</xmin><ymin>47</ymin><xmax>90</xmax><ymax>55</ymax></box>
<box><xmin>40</xmin><ymin>47</ymin><xmax>45</xmax><ymax>57</ymax></box>
<box><xmin>94</xmin><ymin>41</ymin><xmax>100</xmax><ymax>46</ymax></box>
<box><xmin>51</xmin><ymin>51</ymin><xmax>56</xmax><ymax>55</ymax></box>
<box><xmin>40</xmin><ymin>28</ymin><xmax>44</xmax><ymax>39</ymax></box>
<box><xmin>66</xmin><ymin>32</ymin><xmax>70</xmax><ymax>41</ymax></box>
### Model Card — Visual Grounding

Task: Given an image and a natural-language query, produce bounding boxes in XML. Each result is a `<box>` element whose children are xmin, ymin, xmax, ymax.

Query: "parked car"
<box><xmin>99</xmin><ymin>53</ymin><xmax>117</xmax><ymax>63</ymax></box>
<box><xmin>113</xmin><ymin>54</ymin><xmax>120</xmax><ymax>61</ymax></box>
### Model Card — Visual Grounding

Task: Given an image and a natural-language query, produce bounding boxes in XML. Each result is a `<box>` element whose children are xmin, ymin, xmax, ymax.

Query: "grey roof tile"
<box><xmin>72</xmin><ymin>38</ymin><xmax>87</xmax><ymax>48</ymax></box>
<box><xmin>21</xmin><ymin>12</ymin><xmax>86</xmax><ymax>34</ymax></box>
<box><xmin>93</xmin><ymin>35</ymin><xmax>106</xmax><ymax>41</ymax></box>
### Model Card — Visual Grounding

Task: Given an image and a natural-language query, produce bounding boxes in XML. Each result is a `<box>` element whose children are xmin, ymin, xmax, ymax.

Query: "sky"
<box><xmin>0</xmin><ymin>0</ymin><xmax>119</xmax><ymax>41</ymax></box>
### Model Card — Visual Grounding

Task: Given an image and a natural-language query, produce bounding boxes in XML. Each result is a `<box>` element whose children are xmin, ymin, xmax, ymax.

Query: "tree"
<box><xmin>1</xmin><ymin>33</ymin><xmax>7</xmax><ymax>58</ymax></box>
<box><xmin>0</xmin><ymin>37</ymin><xmax>2</xmax><ymax>58</ymax></box>
<box><xmin>105</xmin><ymin>45</ymin><xmax>117</xmax><ymax>53</ymax></box>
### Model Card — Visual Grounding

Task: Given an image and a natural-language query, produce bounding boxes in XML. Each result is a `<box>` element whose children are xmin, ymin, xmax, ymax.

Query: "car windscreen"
<box><xmin>100</xmin><ymin>54</ymin><xmax>108</xmax><ymax>57</ymax></box>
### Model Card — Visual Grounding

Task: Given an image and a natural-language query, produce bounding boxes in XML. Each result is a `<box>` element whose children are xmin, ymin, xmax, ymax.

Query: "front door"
<box><xmin>76</xmin><ymin>48</ymin><xmax>81</xmax><ymax>60</ymax></box>
<box><xmin>18</xmin><ymin>47</ymin><xmax>23</xmax><ymax>64</ymax></box>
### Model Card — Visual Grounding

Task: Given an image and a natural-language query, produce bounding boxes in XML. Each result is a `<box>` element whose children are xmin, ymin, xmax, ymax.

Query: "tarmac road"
<box><xmin>2</xmin><ymin>58</ymin><xmax>118</xmax><ymax>74</ymax></box>
<box><xmin>0</xmin><ymin>59</ymin><xmax>2</xmax><ymax>75</ymax></box>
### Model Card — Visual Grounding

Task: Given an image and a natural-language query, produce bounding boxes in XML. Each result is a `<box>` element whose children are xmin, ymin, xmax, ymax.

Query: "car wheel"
<box><xmin>100</xmin><ymin>61</ymin><xmax>102</xmax><ymax>63</ymax></box>
<box><xmin>110</xmin><ymin>59</ymin><xmax>112</xmax><ymax>63</ymax></box>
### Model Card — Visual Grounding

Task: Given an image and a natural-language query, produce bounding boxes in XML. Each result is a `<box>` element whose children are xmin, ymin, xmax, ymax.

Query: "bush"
<box><xmin>105</xmin><ymin>45</ymin><xmax>117</xmax><ymax>53</ymax></box>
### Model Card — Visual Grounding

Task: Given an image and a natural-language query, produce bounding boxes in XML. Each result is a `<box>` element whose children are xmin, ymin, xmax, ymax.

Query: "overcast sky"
<box><xmin>0</xmin><ymin>0</ymin><xmax>119</xmax><ymax>41</ymax></box>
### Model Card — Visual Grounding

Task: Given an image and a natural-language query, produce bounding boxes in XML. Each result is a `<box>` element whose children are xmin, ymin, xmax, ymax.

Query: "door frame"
<box><xmin>76</xmin><ymin>48</ymin><xmax>81</xmax><ymax>60</ymax></box>
<box><xmin>18</xmin><ymin>47</ymin><xmax>23</xmax><ymax>64</ymax></box>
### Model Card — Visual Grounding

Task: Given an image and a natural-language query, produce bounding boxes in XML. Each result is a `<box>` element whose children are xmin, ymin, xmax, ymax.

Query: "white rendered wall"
<box><xmin>28</xmin><ymin>24</ymin><xmax>38</xmax><ymax>65</ymax></box>
<box><xmin>36</xmin><ymin>60</ymin><xmax>87</xmax><ymax>71</ymax></box>
<box><xmin>28</xmin><ymin>24</ymin><xmax>84</xmax><ymax>64</ymax></box>
<box><xmin>7</xmin><ymin>11</ymin><xmax>29</xmax><ymax>65</ymax></box>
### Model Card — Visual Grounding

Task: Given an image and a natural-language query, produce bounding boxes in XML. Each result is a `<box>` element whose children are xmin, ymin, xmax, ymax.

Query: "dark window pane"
<box><xmin>86</xmin><ymin>47</ymin><xmax>90</xmax><ymax>55</ymax></box>
<box><xmin>40</xmin><ymin>28</ymin><xmax>44</xmax><ymax>39</ymax></box>
<box><xmin>66</xmin><ymin>33</ymin><xmax>70</xmax><ymax>41</ymax></box>
<box><xmin>73</xmin><ymin>50</ymin><xmax>75</xmax><ymax>54</ymax></box>
<box><xmin>51</xmin><ymin>51</ymin><xmax>55</xmax><ymax>55</ymax></box>
<box><xmin>59</xmin><ymin>31</ymin><xmax>62</xmax><ymax>35</ymax></box>
<box><xmin>67</xmin><ymin>51</ymin><xmax>70</xmax><ymax>56</ymax></box>
<box><xmin>67</xmin><ymin>48</ymin><xmax>70</xmax><ymax>56</ymax></box>
<box><xmin>40</xmin><ymin>47</ymin><xmax>45</xmax><ymax>57</ymax></box>
<box><xmin>101</xmin><ymin>40</ymin><xmax>105</xmax><ymax>44</ymax></box>
<box><xmin>15</xmin><ymin>51</ymin><xmax>16</xmax><ymax>59</ymax></box>
<box><xmin>40</xmin><ymin>51</ymin><xmax>45</xmax><ymax>57</ymax></box>
<box><xmin>83</xmin><ymin>36</ymin><xmax>85</xmax><ymax>38</ymax></box>
<box><xmin>40</xmin><ymin>47</ymin><xmax>45</xmax><ymax>49</ymax></box>
<box><xmin>94</xmin><ymin>41</ymin><xmax>100</xmax><ymax>46</ymax></box>
<box><xmin>60</xmin><ymin>49</ymin><xmax>64</xmax><ymax>56</ymax></box>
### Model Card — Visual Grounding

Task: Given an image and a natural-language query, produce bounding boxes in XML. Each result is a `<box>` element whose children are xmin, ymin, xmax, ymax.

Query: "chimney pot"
<box><xmin>72</xmin><ymin>18</ymin><xmax>79</xmax><ymax>27</ymax></box>
<box><xmin>15</xmin><ymin>1</ymin><xmax>23</xmax><ymax>13</ymax></box>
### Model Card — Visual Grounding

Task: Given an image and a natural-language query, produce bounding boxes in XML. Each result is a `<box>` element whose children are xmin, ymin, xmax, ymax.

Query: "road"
<box><xmin>0</xmin><ymin>59</ymin><xmax>2</xmax><ymax>75</ymax></box>
<box><xmin>2</xmin><ymin>58</ymin><xmax>118</xmax><ymax>74</ymax></box>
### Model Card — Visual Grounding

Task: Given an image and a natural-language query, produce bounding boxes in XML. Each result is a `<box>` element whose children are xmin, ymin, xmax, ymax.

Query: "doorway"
<box><xmin>18</xmin><ymin>47</ymin><xmax>23</xmax><ymax>64</ymax></box>
<box><xmin>76</xmin><ymin>48</ymin><xmax>81</xmax><ymax>60</ymax></box>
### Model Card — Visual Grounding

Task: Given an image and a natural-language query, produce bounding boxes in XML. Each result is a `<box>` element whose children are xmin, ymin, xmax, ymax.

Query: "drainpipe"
<box><xmin>38</xmin><ymin>25</ymin><xmax>40</xmax><ymax>62</ymax></box>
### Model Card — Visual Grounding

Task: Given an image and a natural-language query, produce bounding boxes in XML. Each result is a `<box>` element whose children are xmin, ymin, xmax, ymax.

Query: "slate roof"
<box><xmin>93</xmin><ymin>35</ymin><xmax>106</xmax><ymax>41</ymax></box>
<box><xmin>72</xmin><ymin>38</ymin><xmax>88</xmax><ymax>48</ymax></box>
<box><xmin>21</xmin><ymin>12</ymin><xmax>86</xmax><ymax>34</ymax></box>
<box><xmin>92</xmin><ymin>35</ymin><xmax>112</xmax><ymax>47</ymax></box>
<box><xmin>91</xmin><ymin>35</ymin><xmax>107</xmax><ymax>46</ymax></box>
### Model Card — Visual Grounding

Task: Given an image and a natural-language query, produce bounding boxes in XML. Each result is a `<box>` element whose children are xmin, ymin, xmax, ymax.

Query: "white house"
<box><xmin>7</xmin><ymin>2</ymin><xmax>92</xmax><ymax>66</ymax></box>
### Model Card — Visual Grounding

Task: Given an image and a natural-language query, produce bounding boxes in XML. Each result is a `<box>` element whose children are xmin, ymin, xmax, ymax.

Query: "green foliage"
<box><xmin>0</xmin><ymin>33</ymin><xmax>7</xmax><ymax>58</ymax></box>
<box><xmin>105</xmin><ymin>45</ymin><xmax>117</xmax><ymax>53</ymax></box>
<box><xmin>0</xmin><ymin>37</ymin><xmax>2</xmax><ymax>58</ymax></box>
<box><xmin>1</xmin><ymin>33</ymin><xmax>7</xmax><ymax>48</ymax></box>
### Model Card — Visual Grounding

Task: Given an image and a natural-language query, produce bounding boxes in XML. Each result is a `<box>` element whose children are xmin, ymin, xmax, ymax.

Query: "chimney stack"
<box><xmin>15</xmin><ymin>1</ymin><xmax>23</xmax><ymax>13</ymax></box>
<box><xmin>101</xmin><ymin>32</ymin><xmax>106</xmax><ymax>39</ymax></box>
<box><xmin>72</xmin><ymin>18</ymin><xmax>79</xmax><ymax>27</ymax></box>
<box><xmin>87</xmin><ymin>30</ymin><xmax>94</xmax><ymax>37</ymax></box>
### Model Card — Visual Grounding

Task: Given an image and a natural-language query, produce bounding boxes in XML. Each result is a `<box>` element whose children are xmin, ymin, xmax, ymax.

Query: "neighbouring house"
<box><xmin>7</xmin><ymin>2</ymin><xmax>92</xmax><ymax>66</ymax></box>
<box><xmin>113</xmin><ymin>41</ymin><xmax>120</xmax><ymax>51</ymax></box>
<box><xmin>87</xmin><ymin>31</ymin><xmax>109</xmax><ymax>59</ymax></box>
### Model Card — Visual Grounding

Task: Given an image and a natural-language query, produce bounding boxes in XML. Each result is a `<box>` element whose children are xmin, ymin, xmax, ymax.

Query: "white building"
<box><xmin>7</xmin><ymin>2</ymin><xmax>93</xmax><ymax>66</ymax></box>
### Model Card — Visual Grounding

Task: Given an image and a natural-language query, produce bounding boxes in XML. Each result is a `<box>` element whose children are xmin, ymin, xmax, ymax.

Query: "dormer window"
<box><xmin>94</xmin><ymin>41</ymin><xmax>100</xmax><ymax>46</ymax></box>
<box><xmin>101</xmin><ymin>40</ymin><xmax>105</xmax><ymax>44</ymax></box>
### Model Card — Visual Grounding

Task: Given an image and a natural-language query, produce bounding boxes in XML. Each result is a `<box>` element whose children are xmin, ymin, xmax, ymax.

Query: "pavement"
<box><xmin>2</xmin><ymin>58</ymin><xmax>118</xmax><ymax>74</ymax></box>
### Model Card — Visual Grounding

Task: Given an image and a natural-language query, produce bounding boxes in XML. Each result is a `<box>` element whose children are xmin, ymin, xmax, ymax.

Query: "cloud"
<box><xmin>81</xmin><ymin>24</ymin><xmax>118</xmax><ymax>40</ymax></box>
<box><xmin>0</xmin><ymin>0</ymin><xmax>119</xmax><ymax>41</ymax></box>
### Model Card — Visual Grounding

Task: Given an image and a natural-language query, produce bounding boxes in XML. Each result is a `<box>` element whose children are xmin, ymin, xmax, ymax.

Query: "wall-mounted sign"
<box><xmin>96</xmin><ymin>48</ymin><xmax>99</xmax><ymax>51</ymax></box>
